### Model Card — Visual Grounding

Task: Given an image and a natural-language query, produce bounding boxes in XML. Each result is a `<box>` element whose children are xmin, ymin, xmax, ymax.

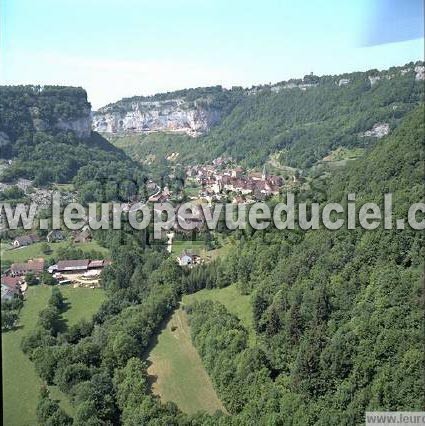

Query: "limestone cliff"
<box><xmin>93</xmin><ymin>99</ymin><xmax>222</xmax><ymax>136</ymax></box>
<box><xmin>0</xmin><ymin>86</ymin><xmax>92</xmax><ymax>143</ymax></box>
<box><xmin>92</xmin><ymin>86</ymin><xmax>240</xmax><ymax>136</ymax></box>
<box><xmin>30</xmin><ymin>105</ymin><xmax>91</xmax><ymax>139</ymax></box>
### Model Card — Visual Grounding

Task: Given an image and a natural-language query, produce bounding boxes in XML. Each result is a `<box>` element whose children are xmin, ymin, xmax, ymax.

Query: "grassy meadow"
<box><xmin>146</xmin><ymin>283</ymin><xmax>254</xmax><ymax>415</ymax></box>
<box><xmin>2</xmin><ymin>285</ymin><xmax>105</xmax><ymax>426</ymax></box>
<box><xmin>0</xmin><ymin>240</ymin><xmax>109</xmax><ymax>264</ymax></box>
<box><xmin>171</xmin><ymin>240</ymin><xmax>206</xmax><ymax>255</ymax></box>
<box><xmin>182</xmin><ymin>284</ymin><xmax>255</xmax><ymax>344</ymax></box>
<box><xmin>147</xmin><ymin>306</ymin><xmax>227</xmax><ymax>415</ymax></box>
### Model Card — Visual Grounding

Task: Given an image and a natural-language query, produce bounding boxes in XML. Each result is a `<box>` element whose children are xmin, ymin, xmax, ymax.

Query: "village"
<box><xmin>150</xmin><ymin>157</ymin><xmax>302</xmax><ymax>205</ymax></box>
<box><xmin>0</xmin><ymin>157</ymin><xmax>303</xmax><ymax>304</ymax></box>
<box><xmin>1</xmin><ymin>216</ymin><xmax>208</xmax><ymax>304</ymax></box>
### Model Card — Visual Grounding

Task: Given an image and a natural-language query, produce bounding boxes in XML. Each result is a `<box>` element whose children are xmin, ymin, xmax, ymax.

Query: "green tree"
<box><xmin>48</xmin><ymin>288</ymin><xmax>65</xmax><ymax>310</ymax></box>
<box><xmin>25</xmin><ymin>272</ymin><xmax>39</xmax><ymax>286</ymax></box>
<box><xmin>1</xmin><ymin>310</ymin><xmax>18</xmax><ymax>330</ymax></box>
<box><xmin>42</xmin><ymin>272</ymin><xmax>58</xmax><ymax>286</ymax></box>
<box><xmin>37</xmin><ymin>306</ymin><xmax>62</xmax><ymax>335</ymax></box>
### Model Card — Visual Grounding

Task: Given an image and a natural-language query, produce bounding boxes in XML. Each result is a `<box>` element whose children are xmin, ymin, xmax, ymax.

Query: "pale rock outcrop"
<box><xmin>93</xmin><ymin>99</ymin><xmax>221</xmax><ymax>136</ymax></box>
<box><xmin>56</xmin><ymin>110</ymin><xmax>92</xmax><ymax>138</ymax></box>
<box><xmin>30</xmin><ymin>106</ymin><xmax>91</xmax><ymax>138</ymax></box>
<box><xmin>415</xmin><ymin>65</ymin><xmax>425</xmax><ymax>81</ymax></box>
<box><xmin>362</xmin><ymin>123</ymin><xmax>390</xmax><ymax>138</ymax></box>
<box><xmin>368</xmin><ymin>76</ymin><xmax>381</xmax><ymax>86</ymax></box>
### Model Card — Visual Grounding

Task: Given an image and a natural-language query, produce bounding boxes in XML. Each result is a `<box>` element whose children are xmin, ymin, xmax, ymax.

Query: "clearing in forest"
<box><xmin>147</xmin><ymin>306</ymin><xmax>226</xmax><ymax>415</ymax></box>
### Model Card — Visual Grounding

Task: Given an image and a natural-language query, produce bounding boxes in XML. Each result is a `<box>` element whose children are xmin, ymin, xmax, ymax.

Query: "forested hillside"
<box><xmin>203</xmin><ymin>66</ymin><xmax>423</xmax><ymax>168</ymax></box>
<box><xmin>0</xmin><ymin>86</ymin><xmax>141</xmax><ymax>187</ymax></box>
<box><xmin>107</xmin><ymin>62</ymin><xmax>424</xmax><ymax>170</ymax></box>
<box><xmin>24</xmin><ymin>105</ymin><xmax>424</xmax><ymax>425</ymax></box>
<box><xmin>187</xmin><ymin>105</ymin><xmax>425</xmax><ymax>423</ymax></box>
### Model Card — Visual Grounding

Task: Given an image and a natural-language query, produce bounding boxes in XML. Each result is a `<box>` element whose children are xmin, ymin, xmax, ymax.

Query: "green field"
<box><xmin>201</xmin><ymin>238</ymin><xmax>236</xmax><ymax>263</ymax></box>
<box><xmin>184</xmin><ymin>185</ymin><xmax>201</xmax><ymax>197</ymax></box>
<box><xmin>58</xmin><ymin>286</ymin><xmax>106</xmax><ymax>329</ymax></box>
<box><xmin>146</xmin><ymin>284</ymin><xmax>254</xmax><ymax>415</ymax></box>
<box><xmin>53</xmin><ymin>183</ymin><xmax>75</xmax><ymax>192</ymax></box>
<box><xmin>108</xmin><ymin>133</ymin><xmax>200</xmax><ymax>165</ymax></box>
<box><xmin>171</xmin><ymin>240</ymin><xmax>206</xmax><ymax>255</ymax></box>
<box><xmin>147</xmin><ymin>306</ymin><xmax>227</xmax><ymax>415</ymax></box>
<box><xmin>183</xmin><ymin>284</ymin><xmax>255</xmax><ymax>344</ymax></box>
<box><xmin>0</xmin><ymin>240</ymin><xmax>109</xmax><ymax>264</ymax></box>
<box><xmin>2</xmin><ymin>285</ymin><xmax>105</xmax><ymax>426</ymax></box>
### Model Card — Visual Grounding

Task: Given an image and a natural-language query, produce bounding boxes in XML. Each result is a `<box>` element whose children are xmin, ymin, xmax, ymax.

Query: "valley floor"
<box><xmin>2</xmin><ymin>285</ymin><xmax>105</xmax><ymax>426</ymax></box>
<box><xmin>146</xmin><ymin>284</ymin><xmax>254</xmax><ymax>414</ymax></box>
<box><xmin>147</xmin><ymin>305</ymin><xmax>226</xmax><ymax>415</ymax></box>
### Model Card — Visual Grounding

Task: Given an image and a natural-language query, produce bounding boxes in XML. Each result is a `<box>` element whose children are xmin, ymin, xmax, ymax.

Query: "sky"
<box><xmin>0</xmin><ymin>0</ymin><xmax>423</xmax><ymax>109</ymax></box>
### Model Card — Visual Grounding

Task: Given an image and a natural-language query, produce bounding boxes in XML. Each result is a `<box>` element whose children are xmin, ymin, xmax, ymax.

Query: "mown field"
<box><xmin>2</xmin><ymin>285</ymin><xmax>106</xmax><ymax>426</ymax></box>
<box><xmin>183</xmin><ymin>284</ymin><xmax>255</xmax><ymax>344</ymax></box>
<box><xmin>0</xmin><ymin>240</ymin><xmax>109</xmax><ymax>264</ymax></box>
<box><xmin>147</xmin><ymin>306</ymin><xmax>227</xmax><ymax>415</ymax></box>
<box><xmin>146</xmin><ymin>283</ymin><xmax>254</xmax><ymax>414</ymax></box>
<box><xmin>171</xmin><ymin>240</ymin><xmax>206</xmax><ymax>255</ymax></box>
<box><xmin>171</xmin><ymin>236</ymin><xmax>235</xmax><ymax>263</ymax></box>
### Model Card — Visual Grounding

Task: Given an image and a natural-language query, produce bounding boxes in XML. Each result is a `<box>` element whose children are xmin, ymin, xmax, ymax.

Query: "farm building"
<box><xmin>12</xmin><ymin>234</ymin><xmax>40</xmax><ymax>248</ymax></box>
<box><xmin>46</xmin><ymin>230</ymin><xmax>65</xmax><ymax>243</ymax></box>
<box><xmin>10</xmin><ymin>259</ymin><xmax>45</xmax><ymax>276</ymax></box>
<box><xmin>1</xmin><ymin>276</ymin><xmax>23</xmax><ymax>301</ymax></box>
<box><xmin>48</xmin><ymin>258</ymin><xmax>111</xmax><ymax>288</ymax></box>
<box><xmin>73</xmin><ymin>229</ymin><xmax>92</xmax><ymax>243</ymax></box>
<box><xmin>55</xmin><ymin>259</ymin><xmax>90</xmax><ymax>273</ymax></box>
<box><xmin>49</xmin><ymin>259</ymin><xmax>110</xmax><ymax>274</ymax></box>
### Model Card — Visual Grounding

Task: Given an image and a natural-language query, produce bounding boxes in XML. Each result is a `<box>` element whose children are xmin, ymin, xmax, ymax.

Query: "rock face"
<box><xmin>362</xmin><ymin>123</ymin><xmax>390</xmax><ymax>138</ymax></box>
<box><xmin>56</xmin><ymin>111</ymin><xmax>92</xmax><ymax>138</ymax></box>
<box><xmin>368</xmin><ymin>76</ymin><xmax>381</xmax><ymax>86</ymax></box>
<box><xmin>338</xmin><ymin>78</ymin><xmax>350</xmax><ymax>86</ymax></box>
<box><xmin>0</xmin><ymin>86</ymin><xmax>93</xmax><ymax>147</ymax></box>
<box><xmin>415</xmin><ymin>65</ymin><xmax>425</xmax><ymax>81</ymax></box>
<box><xmin>30</xmin><ymin>106</ymin><xmax>92</xmax><ymax>139</ymax></box>
<box><xmin>93</xmin><ymin>98</ymin><xmax>222</xmax><ymax>136</ymax></box>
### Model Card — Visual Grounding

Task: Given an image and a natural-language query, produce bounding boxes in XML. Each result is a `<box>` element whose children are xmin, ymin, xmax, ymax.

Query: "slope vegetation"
<box><xmin>185</xmin><ymin>105</ymin><xmax>424</xmax><ymax>423</ymax></box>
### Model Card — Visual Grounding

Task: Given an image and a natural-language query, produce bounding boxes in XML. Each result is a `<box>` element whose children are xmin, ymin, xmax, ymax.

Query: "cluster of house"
<box><xmin>148</xmin><ymin>186</ymin><xmax>171</xmax><ymax>203</ymax></box>
<box><xmin>12</xmin><ymin>234</ymin><xmax>41</xmax><ymax>248</ymax></box>
<box><xmin>1</xmin><ymin>257</ymin><xmax>111</xmax><ymax>302</ymax></box>
<box><xmin>1</xmin><ymin>258</ymin><xmax>45</xmax><ymax>301</ymax></box>
<box><xmin>9</xmin><ymin>258</ymin><xmax>46</xmax><ymax>277</ymax></box>
<box><xmin>186</xmin><ymin>164</ymin><xmax>285</xmax><ymax>202</ymax></box>
<box><xmin>1</xmin><ymin>275</ymin><xmax>26</xmax><ymax>301</ymax></box>
<box><xmin>12</xmin><ymin>229</ymin><xmax>91</xmax><ymax>249</ymax></box>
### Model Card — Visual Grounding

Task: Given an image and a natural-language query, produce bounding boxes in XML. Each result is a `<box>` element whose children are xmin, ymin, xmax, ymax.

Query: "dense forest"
<box><xmin>107</xmin><ymin>62</ymin><xmax>424</xmax><ymax>171</ymax></box>
<box><xmin>22</xmin><ymin>105</ymin><xmax>424</xmax><ymax>424</ymax></box>
<box><xmin>0</xmin><ymin>86</ymin><xmax>145</xmax><ymax>188</ymax></box>
<box><xmin>187</xmin><ymin>105</ymin><xmax>425</xmax><ymax>423</ymax></box>
<box><xmin>203</xmin><ymin>69</ymin><xmax>423</xmax><ymax>168</ymax></box>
